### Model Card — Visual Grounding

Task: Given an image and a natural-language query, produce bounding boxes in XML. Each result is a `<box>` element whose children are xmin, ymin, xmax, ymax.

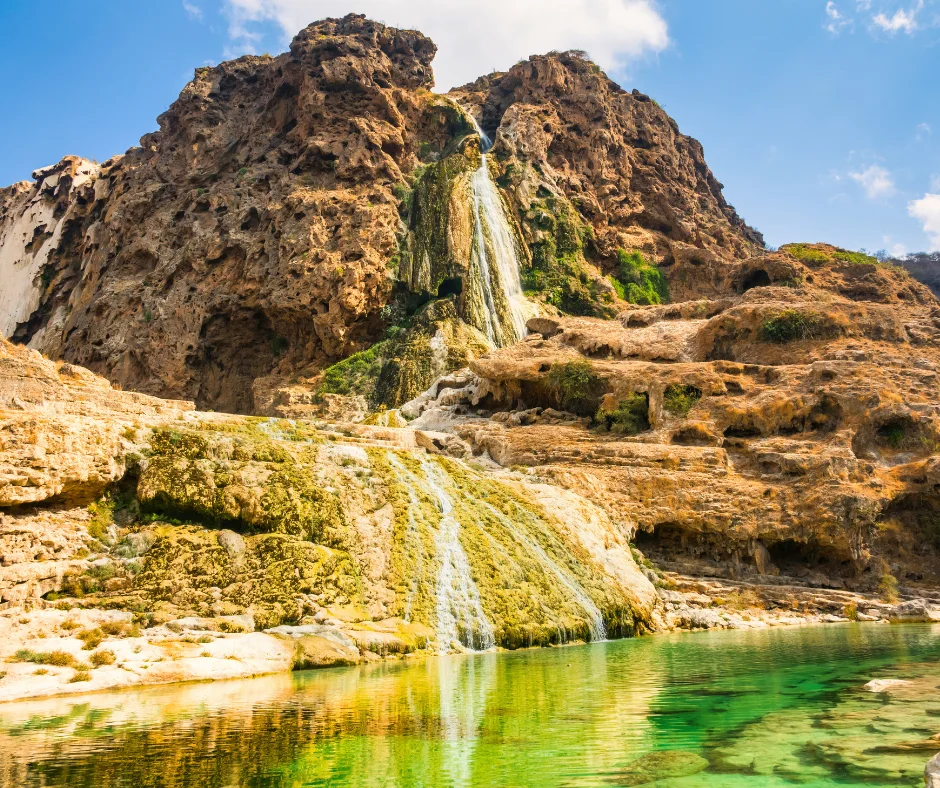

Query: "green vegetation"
<box><xmin>319</xmin><ymin>342</ymin><xmax>389</xmax><ymax>397</ymax></box>
<box><xmin>12</xmin><ymin>650</ymin><xmax>78</xmax><ymax>667</ymax></box>
<box><xmin>662</xmin><ymin>384</ymin><xmax>702</xmax><ymax>417</ymax></box>
<box><xmin>878</xmin><ymin>573</ymin><xmax>900</xmax><ymax>603</ymax></box>
<box><xmin>544</xmin><ymin>361</ymin><xmax>606</xmax><ymax>416</ymax></box>
<box><xmin>68</xmin><ymin>668</ymin><xmax>91</xmax><ymax>683</ymax></box>
<box><xmin>758</xmin><ymin>310</ymin><xmax>826</xmax><ymax>343</ymax></box>
<box><xmin>782</xmin><ymin>243</ymin><xmax>878</xmax><ymax>267</ymax></box>
<box><xmin>613</xmin><ymin>249</ymin><xmax>669</xmax><ymax>305</ymax></box>
<box><xmin>89</xmin><ymin>650</ymin><xmax>116</xmax><ymax>667</ymax></box>
<box><xmin>522</xmin><ymin>197</ymin><xmax>613</xmax><ymax>317</ymax></box>
<box><xmin>595</xmin><ymin>394</ymin><xmax>650</xmax><ymax>435</ymax></box>
<box><xmin>87</xmin><ymin>497</ymin><xmax>116</xmax><ymax>544</ymax></box>
<box><xmin>881</xmin><ymin>424</ymin><xmax>907</xmax><ymax>449</ymax></box>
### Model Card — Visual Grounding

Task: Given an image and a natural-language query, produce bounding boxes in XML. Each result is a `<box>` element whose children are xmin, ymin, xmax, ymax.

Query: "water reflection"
<box><xmin>1</xmin><ymin>625</ymin><xmax>938</xmax><ymax>788</ymax></box>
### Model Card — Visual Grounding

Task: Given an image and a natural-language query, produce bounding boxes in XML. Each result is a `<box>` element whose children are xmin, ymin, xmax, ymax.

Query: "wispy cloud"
<box><xmin>909</xmin><ymin>193</ymin><xmax>940</xmax><ymax>251</ymax></box>
<box><xmin>825</xmin><ymin>1</ymin><xmax>853</xmax><ymax>32</ymax></box>
<box><xmin>917</xmin><ymin>122</ymin><xmax>932</xmax><ymax>141</ymax></box>
<box><xmin>872</xmin><ymin>1</ymin><xmax>923</xmax><ymax>33</ymax></box>
<box><xmin>221</xmin><ymin>0</ymin><xmax>669</xmax><ymax>90</ymax></box>
<box><xmin>183</xmin><ymin>1</ymin><xmax>203</xmax><ymax>20</ymax></box>
<box><xmin>932</xmin><ymin>174</ymin><xmax>940</xmax><ymax>191</ymax></box>
<box><xmin>824</xmin><ymin>0</ymin><xmax>936</xmax><ymax>36</ymax></box>
<box><xmin>882</xmin><ymin>235</ymin><xmax>908</xmax><ymax>256</ymax></box>
<box><xmin>849</xmin><ymin>164</ymin><xmax>896</xmax><ymax>199</ymax></box>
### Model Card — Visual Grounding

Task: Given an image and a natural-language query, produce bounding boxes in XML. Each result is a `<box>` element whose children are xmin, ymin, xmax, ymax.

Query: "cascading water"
<box><xmin>466</xmin><ymin>116</ymin><xmax>530</xmax><ymax>347</ymax></box>
<box><xmin>421</xmin><ymin>457</ymin><xmax>496</xmax><ymax>652</ymax></box>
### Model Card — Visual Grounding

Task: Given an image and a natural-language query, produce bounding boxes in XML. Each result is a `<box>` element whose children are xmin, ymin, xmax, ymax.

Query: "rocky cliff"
<box><xmin>0</xmin><ymin>14</ymin><xmax>759</xmax><ymax>414</ymax></box>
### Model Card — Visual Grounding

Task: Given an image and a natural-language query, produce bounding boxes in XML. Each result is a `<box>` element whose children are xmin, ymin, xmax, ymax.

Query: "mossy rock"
<box><xmin>130</xmin><ymin>526</ymin><xmax>361</xmax><ymax>629</ymax></box>
<box><xmin>138</xmin><ymin>428</ymin><xmax>345</xmax><ymax>545</ymax></box>
<box><xmin>319</xmin><ymin>299</ymin><xmax>489</xmax><ymax>410</ymax></box>
<box><xmin>521</xmin><ymin>195</ymin><xmax>614</xmax><ymax>317</ymax></box>
<box><xmin>612</xmin><ymin>750</ymin><xmax>710</xmax><ymax>785</ymax></box>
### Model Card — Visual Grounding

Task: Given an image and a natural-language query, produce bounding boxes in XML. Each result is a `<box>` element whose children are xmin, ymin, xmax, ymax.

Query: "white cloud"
<box><xmin>909</xmin><ymin>193</ymin><xmax>940</xmax><ymax>250</ymax></box>
<box><xmin>826</xmin><ymin>2</ymin><xmax>853</xmax><ymax>32</ymax></box>
<box><xmin>917</xmin><ymin>122</ymin><xmax>932</xmax><ymax>141</ymax></box>
<box><xmin>882</xmin><ymin>235</ymin><xmax>908</xmax><ymax>256</ymax></box>
<box><xmin>872</xmin><ymin>0</ymin><xmax>923</xmax><ymax>32</ymax></box>
<box><xmin>849</xmin><ymin>164</ymin><xmax>896</xmax><ymax>199</ymax></box>
<box><xmin>183</xmin><ymin>1</ymin><xmax>203</xmax><ymax>20</ymax></box>
<box><xmin>222</xmin><ymin>0</ymin><xmax>669</xmax><ymax>90</ymax></box>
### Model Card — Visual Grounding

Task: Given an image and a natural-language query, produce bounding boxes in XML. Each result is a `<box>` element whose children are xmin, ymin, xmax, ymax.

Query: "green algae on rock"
<box><xmin>61</xmin><ymin>414</ymin><xmax>655</xmax><ymax>647</ymax></box>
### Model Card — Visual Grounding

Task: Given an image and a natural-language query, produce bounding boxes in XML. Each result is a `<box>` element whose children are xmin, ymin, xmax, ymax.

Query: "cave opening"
<box><xmin>741</xmin><ymin>269</ymin><xmax>771</xmax><ymax>292</ymax></box>
<box><xmin>437</xmin><ymin>277</ymin><xmax>463</xmax><ymax>298</ymax></box>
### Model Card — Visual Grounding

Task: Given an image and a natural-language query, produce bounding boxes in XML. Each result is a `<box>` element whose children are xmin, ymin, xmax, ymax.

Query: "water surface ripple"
<box><xmin>2</xmin><ymin>624</ymin><xmax>938</xmax><ymax>787</ymax></box>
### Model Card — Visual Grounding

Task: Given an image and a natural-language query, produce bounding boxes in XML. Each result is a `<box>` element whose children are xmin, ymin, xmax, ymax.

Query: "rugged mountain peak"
<box><xmin>288</xmin><ymin>13</ymin><xmax>437</xmax><ymax>90</ymax></box>
<box><xmin>0</xmin><ymin>18</ymin><xmax>793</xmax><ymax>415</ymax></box>
<box><xmin>451</xmin><ymin>50</ymin><xmax>764</xmax><ymax>273</ymax></box>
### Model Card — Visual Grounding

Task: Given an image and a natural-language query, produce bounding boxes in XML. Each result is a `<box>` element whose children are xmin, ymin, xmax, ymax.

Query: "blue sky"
<box><xmin>1</xmin><ymin>0</ymin><xmax>938</xmax><ymax>253</ymax></box>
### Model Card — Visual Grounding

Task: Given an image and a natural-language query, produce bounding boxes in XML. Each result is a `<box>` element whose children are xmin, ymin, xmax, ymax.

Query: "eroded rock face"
<box><xmin>0</xmin><ymin>16</ymin><xmax>761</xmax><ymax>414</ymax></box>
<box><xmin>407</xmin><ymin>270</ymin><xmax>940</xmax><ymax>592</ymax></box>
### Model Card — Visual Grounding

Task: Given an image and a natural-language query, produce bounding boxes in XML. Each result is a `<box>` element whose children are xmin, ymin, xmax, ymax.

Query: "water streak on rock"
<box><xmin>422</xmin><ymin>457</ymin><xmax>496</xmax><ymax>652</ymax></box>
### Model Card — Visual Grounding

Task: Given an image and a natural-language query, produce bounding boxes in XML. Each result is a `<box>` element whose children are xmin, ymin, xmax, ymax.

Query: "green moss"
<box><xmin>544</xmin><ymin>360</ymin><xmax>606</xmax><ymax>416</ymax></box>
<box><xmin>662</xmin><ymin>384</ymin><xmax>702</xmax><ymax>417</ymax></box>
<box><xmin>139</xmin><ymin>428</ymin><xmax>345</xmax><ymax>544</ymax></box>
<box><xmin>614</xmin><ymin>249</ymin><xmax>669</xmax><ymax>305</ymax></box>
<box><xmin>522</xmin><ymin>197</ymin><xmax>613</xmax><ymax>317</ymax></box>
<box><xmin>595</xmin><ymin>394</ymin><xmax>650</xmax><ymax>434</ymax></box>
<box><xmin>401</xmin><ymin>150</ymin><xmax>477</xmax><ymax>294</ymax></box>
<box><xmin>758</xmin><ymin>309</ymin><xmax>829</xmax><ymax>343</ymax></box>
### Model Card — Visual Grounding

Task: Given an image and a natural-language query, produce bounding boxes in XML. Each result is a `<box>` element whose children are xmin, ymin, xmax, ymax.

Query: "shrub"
<box><xmin>319</xmin><ymin>341</ymin><xmax>389</xmax><ymax>397</ymax></box>
<box><xmin>69</xmin><ymin>669</ymin><xmax>91</xmax><ymax>683</ymax></box>
<box><xmin>663</xmin><ymin>384</ymin><xmax>702</xmax><ymax>417</ymax></box>
<box><xmin>878</xmin><ymin>573</ymin><xmax>899</xmax><ymax>603</ymax></box>
<box><xmin>544</xmin><ymin>361</ymin><xmax>606</xmax><ymax>415</ymax></box>
<box><xmin>843</xmin><ymin>602</ymin><xmax>859</xmax><ymax>621</ymax></box>
<box><xmin>86</xmin><ymin>497</ymin><xmax>115</xmax><ymax>544</ymax></box>
<box><xmin>596</xmin><ymin>393</ymin><xmax>650</xmax><ymax>435</ymax></box>
<box><xmin>614</xmin><ymin>250</ymin><xmax>669</xmax><ymax>305</ymax></box>
<box><xmin>758</xmin><ymin>310</ymin><xmax>825</xmax><ymax>343</ymax></box>
<box><xmin>12</xmin><ymin>650</ymin><xmax>76</xmax><ymax>667</ymax></box>
<box><xmin>89</xmin><ymin>650</ymin><xmax>116</xmax><ymax>668</ymax></box>
<box><xmin>783</xmin><ymin>243</ymin><xmax>878</xmax><ymax>267</ymax></box>
<box><xmin>76</xmin><ymin>628</ymin><xmax>105</xmax><ymax>650</ymax></box>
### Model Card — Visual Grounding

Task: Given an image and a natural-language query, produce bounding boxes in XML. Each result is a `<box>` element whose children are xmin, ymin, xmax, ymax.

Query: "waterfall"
<box><xmin>466</xmin><ymin>115</ymin><xmax>530</xmax><ymax>347</ymax></box>
<box><xmin>421</xmin><ymin>457</ymin><xmax>496</xmax><ymax>652</ymax></box>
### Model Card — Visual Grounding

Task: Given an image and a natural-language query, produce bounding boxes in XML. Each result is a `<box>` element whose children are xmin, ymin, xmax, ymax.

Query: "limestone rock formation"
<box><xmin>0</xmin><ymin>336</ymin><xmax>655</xmax><ymax>663</ymax></box>
<box><xmin>0</xmin><ymin>15</ymin><xmax>759</xmax><ymax>414</ymax></box>
<box><xmin>1</xmin><ymin>15</ymin><xmax>939</xmax><ymax>703</ymax></box>
<box><xmin>404</xmin><ymin>247</ymin><xmax>940</xmax><ymax>593</ymax></box>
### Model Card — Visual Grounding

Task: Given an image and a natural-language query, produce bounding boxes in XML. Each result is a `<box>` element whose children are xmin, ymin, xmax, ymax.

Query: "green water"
<box><xmin>1</xmin><ymin>624</ymin><xmax>939</xmax><ymax>787</ymax></box>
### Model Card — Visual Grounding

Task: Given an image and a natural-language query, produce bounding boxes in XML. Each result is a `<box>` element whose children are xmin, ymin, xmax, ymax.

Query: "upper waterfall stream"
<box><xmin>466</xmin><ymin>116</ymin><xmax>529</xmax><ymax>347</ymax></box>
